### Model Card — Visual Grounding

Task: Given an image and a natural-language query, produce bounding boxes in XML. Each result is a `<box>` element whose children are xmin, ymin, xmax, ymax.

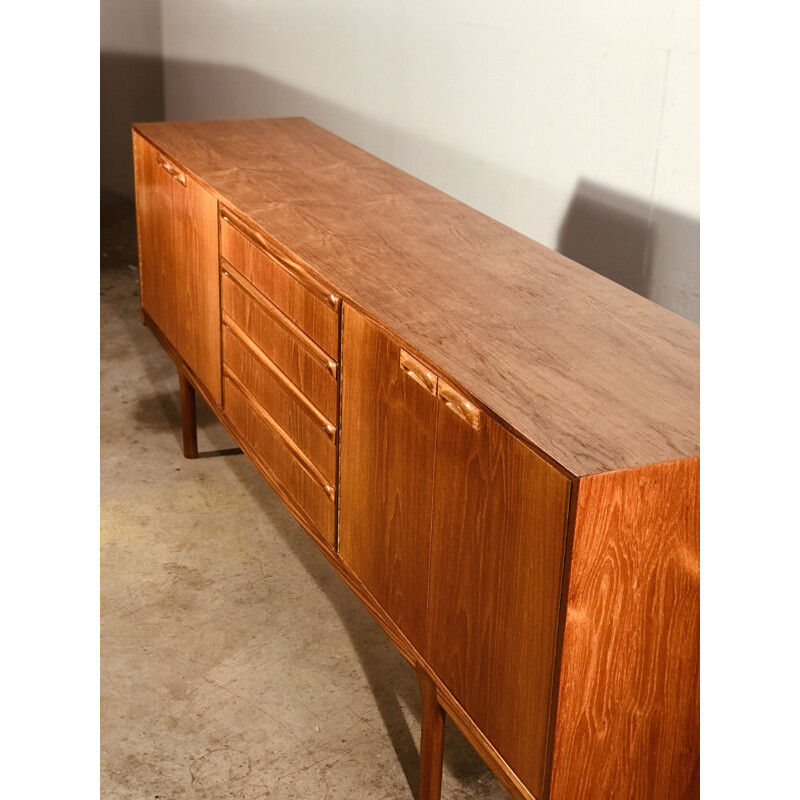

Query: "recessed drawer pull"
<box><xmin>156</xmin><ymin>154</ymin><xmax>187</xmax><ymax>186</ymax></box>
<box><xmin>223</xmin><ymin>312</ymin><xmax>338</xmax><ymax>442</ymax></box>
<box><xmin>224</xmin><ymin>368</ymin><xmax>336</xmax><ymax>502</ymax></box>
<box><xmin>220</xmin><ymin>206</ymin><xmax>341</xmax><ymax>311</ymax></box>
<box><xmin>400</xmin><ymin>349</ymin><xmax>438</xmax><ymax>396</ymax></box>
<box><xmin>438</xmin><ymin>379</ymin><xmax>481</xmax><ymax>430</ymax></box>
<box><xmin>221</xmin><ymin>262</ymin><xmax>338</xmax><ymax>378</ymax></box>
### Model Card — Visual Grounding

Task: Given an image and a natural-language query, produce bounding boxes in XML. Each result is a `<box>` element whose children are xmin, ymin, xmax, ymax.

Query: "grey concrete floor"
<box><xmin>100</xmin><ymin>193</ymin><xmax>509</xmax><ymax>800</ymax></box>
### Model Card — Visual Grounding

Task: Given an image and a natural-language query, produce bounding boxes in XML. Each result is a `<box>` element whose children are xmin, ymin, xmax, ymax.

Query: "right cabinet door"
<box><xmin>426</xmin><ymin>402</ymin><xmax>572</xmax><ymax>798</ymax></box>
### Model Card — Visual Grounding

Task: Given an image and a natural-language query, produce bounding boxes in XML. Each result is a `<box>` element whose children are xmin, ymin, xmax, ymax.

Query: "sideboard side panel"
<box><xmin>549</xmin><ymin>457</ymin><xmax>700</xmax><ymax>800</ymax></box>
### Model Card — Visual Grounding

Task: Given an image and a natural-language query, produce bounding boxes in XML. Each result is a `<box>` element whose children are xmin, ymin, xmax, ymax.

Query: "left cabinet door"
<box><xmin>133</xmin><ymin>132</ymin><xmax>222</xmax><ymax>404</ymax></box>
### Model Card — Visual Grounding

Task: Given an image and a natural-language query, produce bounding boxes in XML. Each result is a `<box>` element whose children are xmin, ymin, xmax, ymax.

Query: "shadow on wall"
<box><xmin>101</xmin><ymin>52</ymin><xmax>699</xmax><ymax>321</ymax></box>
<box><xmin>101</xmin><ymin>52</ymin><xmax>165</xmax><ymax>198</ymax></box>
<box><xmin>559</xmin><ymin>181</ymin><xmax>699</xmax><ymax>322</ymax></box>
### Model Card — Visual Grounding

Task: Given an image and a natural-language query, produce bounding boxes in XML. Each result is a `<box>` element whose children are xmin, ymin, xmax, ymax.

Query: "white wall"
<box><xmin>158</xmin><ymin>0</ymin><xmax>699</xmax><ymax>321</ymax></box>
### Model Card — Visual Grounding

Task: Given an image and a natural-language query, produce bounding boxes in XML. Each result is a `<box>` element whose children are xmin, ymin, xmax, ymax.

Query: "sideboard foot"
<box><xmin>416</xmin><ymin>665</ymin><xmax>445</xmax><ymax>800</ymax></box>
<box><xmin>179</xmin><ymin>369</ymin><xmax>198</xmax><ymax>459</ymax></box>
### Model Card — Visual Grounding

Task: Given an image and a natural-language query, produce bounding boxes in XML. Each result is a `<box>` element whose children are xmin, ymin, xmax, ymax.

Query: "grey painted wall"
<box><xmin>100</xmin><ymin>0</ymin><xmax>165</xmax><ymax>199</ymax></box>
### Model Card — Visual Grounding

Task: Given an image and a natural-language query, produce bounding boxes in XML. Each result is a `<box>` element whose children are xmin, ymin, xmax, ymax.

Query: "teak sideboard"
<box><xmin>131</xmin><ymin>118</ymin><xmax>699</xmax><ymax>800</ymax></box>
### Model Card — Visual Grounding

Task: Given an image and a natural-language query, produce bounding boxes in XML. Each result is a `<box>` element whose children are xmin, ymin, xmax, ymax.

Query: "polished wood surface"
<box><xmin>133</xmin><ymin>131</ymin><xmax>222</xmax><ymax>404</ymax></box>
<box><xmin>224</xmin><ymin>375</ymin><xmax>336</xmax><ymax>545</ymax></box>
<box><xmin>220</xmin><ymin>267</ymin><xmax>338</xmax><ymax>422</ymax></box>
<box><xmin>338</xmin><ymin>306</ymin><xmax>438</xmax><ymax>654</ymax></box>
<box><xmin>133</xmin><ymin>118</ymin><xmax>698</xmax><ymax>477</ymax></box>
<box><xmin>178</xmin><ymin>369</ymin><xmax>198</xmax><ymax>459</ymax></box>
<box><xmin>426</xmin><ymin>408</ymin><xmax>572</xmax><ymax>798</ymax></box>
<box><xmin>134</xmin><ymin>119</ymin><xmax>700</xmax><ymax>800</ymax></box>
<box><xmin>222</xmin><ymin>325</ymin><xmax>337</xmax><ymax>484</ymax></box>
<box><xmin>134</xmin><ymin>133</ymin><xmax>176</xmax><ymax>347</ymax></box>
<box><xmin>549</xmin><ymin>458</ymin><xmax>700</xmax><ymax>800</ymax></box>
<box><xmin>220</xmin><ymin>210</ymin><xmax>339</xmax><ymax>358</ymax></box>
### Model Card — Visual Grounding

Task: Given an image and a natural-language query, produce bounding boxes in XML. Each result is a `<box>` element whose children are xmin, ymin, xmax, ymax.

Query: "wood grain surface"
<box><xmin>415</xmin><ymin>666</ymin><xmax>446</xmax><ymax>800</ymax></box>
<box><xmin>178</xmin><ymin>369</ymin><xmax>198</xmax><ymax>459</ymax></box>
<box><xmin>134</xmin><ymin>133</ymin><xmax>179</xmax><ymax>356</ymax></box>
<box><xmin>338</xmin><ymin>306</ymin><xmax>439</xmax><ymax>654</ymax></box>
<box><xmin>220</xmin><ymin>268</ymin><xmax>338</xmax><ymax>422</ymax></box>
<box><xmin>133</xmin><ymin>131</ymin><xmax>221</xmax><ymax>404</ymax></box>
<box><xmin>223</xmin><ymin>374</ymin><xmax>336</xmax><ymax>545</ymax></box>
<box><xmin>133</xmin><ymin>118</ymin><xmax>699</xmax><ymax>477</ymax></box>
<box><xmin>549</xmin><ymin>458</ymin><xmax>700</xmax><ymax>800</ymax></box>
<box><xmin>222</xmin><ymin>325</ymin><xmax>337</xmax><ymax>484</ymax></box>
<box><xmin>426</xmin><ymin>407</ymin><xmax>572</xmax><ymax>798</ymax></box>
<box><xmin>220</xmin><ymin>212</ymin><xmax>339</xmax><ymax>358</ymax></box>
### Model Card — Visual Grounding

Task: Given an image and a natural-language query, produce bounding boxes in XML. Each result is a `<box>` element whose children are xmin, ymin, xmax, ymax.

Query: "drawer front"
<box><xmin>221</xmin><ymin>268</ymin><xmax>338</xmax><ymax>422</ymax></box>
<box><xmin>219</xmin><ymin>209</ymin><xmax>339</xmax><ymax>357</ymax></box>
<box><xmin>223</xmin><ymin>325</ymin><xmax>337</xmax><ymax>485</ymax></box>
<box><xmin>224</xmin><ymin>375</ymin><xmax>336</xmax><ymax>546</ymax></box>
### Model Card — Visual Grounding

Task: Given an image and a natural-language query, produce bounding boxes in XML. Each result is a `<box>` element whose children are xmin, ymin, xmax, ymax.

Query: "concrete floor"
<box><xmin>100</xmin><ymin>194</ymin><xmax>509</xmax><ymax>800</ymax></box>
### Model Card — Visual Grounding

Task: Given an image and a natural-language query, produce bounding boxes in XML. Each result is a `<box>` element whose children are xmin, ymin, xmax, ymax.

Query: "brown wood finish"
<box><xmin>133</xmin><ymin>119</ymin><xmax>700</xmax><ymax>800</ymax></box>
<box><xmin>134</xmin><ymin>134</ymin><xmax>178</xmax><ymax>350</ymax></box>
<box><xmin>220</xmin><ymin>213</ymin><xmax>339</xmax><ymax>358</ymax></box>
<box><xmin>133</xmin><ymin>118</ymin><xmax>698</xmax><ymax>478</ymax></box>
<box><xmin>223</xmin><ymin>315</ymin><xmax>336</xmax><ymax>436</ymax></box>
<box><xmin>133</xmin><ymin>131</ymin><xmax>222</xmax><ymax>404</ymax></box>
<box><xmin>426</xmin><ymin>407</ymin><xmax>572</xmax><ymax>798</ymax></box>
<box><xmin>145</xmin><ymin>305</ymin><xmax>428</xmax><ymax>661</ymax></box>
<box><xmin>222</xmin><ymin>325</ymin><xmax>337</xmax><ymax>484</ymax></box>
<box><xmin>220</xmin><ymin>267</ymin><xmax>338</xmax><ymax>421</ymax></box>
<box><xmin>224</xmin><ymin>375</ymin><xmax>336</xmax><ymax>546</ymax></box>
<box><xmin>549</xmin><ymin>458</ymin><xmax>700</xmax><ymax>800</ymax></box>
<box><xmin>171</xmin><ymin>167</ymin><xmax>222</xmax><ymax>404</ymax></box>
<box><xmin>178</xmin><ymin>369</ymin><xmax>198</xmax><ymax>459</ymax></box>
<box><xmin>415</xmin><ymin>666</ymin><xmax>446</xmax><ymax>800</ymax></box>
<box><xmin>338</xmin><ymin>306</ymin><xmax>438</xmax><ymax>654</ymax></box>
<box><xmin>425</xmin><ymin>670</ymin><xmax>538</xmax><ymax>800</ymax></box>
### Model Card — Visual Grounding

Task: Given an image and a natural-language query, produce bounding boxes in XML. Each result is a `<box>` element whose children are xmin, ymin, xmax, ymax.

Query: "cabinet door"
<box><xmin>134</xmin><ymin>133</ymin><xmax>221</xmax><ymax>404</ymax></box>
<box><xmin>134</xmin><ymin>133</ymin><xmax>177</xmax><ymax>346</ymax></box>
<box><xmin>426</xmin><ymin>403</ymin><xmax>572</xmax><ymax>799</ymax></box>
<box><xmin>338</xmin><ymin>306</ymin><xmax>438</xmax><ymax>653</ymax></box>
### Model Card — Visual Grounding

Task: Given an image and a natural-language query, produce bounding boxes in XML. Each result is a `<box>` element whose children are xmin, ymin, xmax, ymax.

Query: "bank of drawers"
<box><xmin>219</xmin><ymin>207</ymin><xmax>340</xmax><ymax>546</ymax></box>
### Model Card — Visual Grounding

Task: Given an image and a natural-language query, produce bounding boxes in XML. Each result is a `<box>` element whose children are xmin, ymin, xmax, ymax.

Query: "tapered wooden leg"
<box><xmin>179</xmin><ymin>369</ymin><xmax>198</xmax><ymax>459</ymax></box>
<box><xmin>415</xmin><ymin>664</ymin><xmax>445</xmax><ymax>800</ymax></box>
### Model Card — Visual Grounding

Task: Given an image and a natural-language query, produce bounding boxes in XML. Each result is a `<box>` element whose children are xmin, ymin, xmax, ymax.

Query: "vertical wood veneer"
<box><xmin>549</xmin><ymin>458</ymin><xmax>700</xmax><ymax>800</ymax></box>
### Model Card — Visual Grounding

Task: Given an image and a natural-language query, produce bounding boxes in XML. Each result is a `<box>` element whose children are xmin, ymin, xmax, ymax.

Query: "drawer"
<box><xmin>224</xmin><ymin>374</ymin><xmax>336</xmax><ymax>547</ymax></box>
<box><xmin>223</xmin><ymin>325</ymin><xmax>337</xmax><ymax>485</ymax></box>
<box><xmin>219</xmin><ymin>207</ymin><xmax>340</xmax><ymax>357</ymax></box>
<box><xmin>221</xmin><ymin>268</ymin><xmax>338</xmax><ymax>422</ymax></box>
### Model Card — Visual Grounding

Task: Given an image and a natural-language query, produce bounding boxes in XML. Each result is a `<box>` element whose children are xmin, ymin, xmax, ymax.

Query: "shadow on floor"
<box><xmin>106</xmin><ymin>192</ymin><xmax>503</xmax><ymax>798</ymax></box>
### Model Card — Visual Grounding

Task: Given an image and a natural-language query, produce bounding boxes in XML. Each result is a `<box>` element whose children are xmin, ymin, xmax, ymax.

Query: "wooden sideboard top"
<box><xmin>133</xmin><ymin>117</ymin><xmax>699</xmax><ymax>478</ymax></box>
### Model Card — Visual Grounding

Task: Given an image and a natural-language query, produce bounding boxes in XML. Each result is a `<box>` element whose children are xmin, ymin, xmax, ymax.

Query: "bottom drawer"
<box><xmin>224</xmin><ymin>375</ymin><xmax>336</xmax><ymax>546</ymax></box>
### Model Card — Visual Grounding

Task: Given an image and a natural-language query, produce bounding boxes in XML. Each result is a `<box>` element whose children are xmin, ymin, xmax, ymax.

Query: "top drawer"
<box><xmin>219</xmin><ymin>206</ymin><xmax>340</xmax><ymax>357</ymax></box>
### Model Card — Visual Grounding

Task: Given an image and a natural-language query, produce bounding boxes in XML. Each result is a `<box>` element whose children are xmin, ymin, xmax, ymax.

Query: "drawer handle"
<box><xmin>220</xmin><ymin>206</ymin><xmax>341</xmax><ymax>311</ymax></box>
<box><xmin>221</xmin><ymin>263</ymin><xmax>338</xmax><ymax>378</ymax></box>
<box><xmin>438</xmin><ymin>379</ymin><xmax>481</xmax><ymax>430</ymax></box>
<box><xmin>224</xmin><ymin>369</ymin><xmax>336</xmax><ymax>499</ymax></box>
<box><xmin>156</xmin><ymin>154</ymin><xmax>187</xmax><ymax>186</ymax></box>
<box><xmin>400</xmin><ymin>349</ymin><xmax>437</xmax><ymax>396</ymax></box>
<box><xmin>223</xmin><ymin>312</ymin><xmax>338</xmax><ymax>441</ymax></box>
